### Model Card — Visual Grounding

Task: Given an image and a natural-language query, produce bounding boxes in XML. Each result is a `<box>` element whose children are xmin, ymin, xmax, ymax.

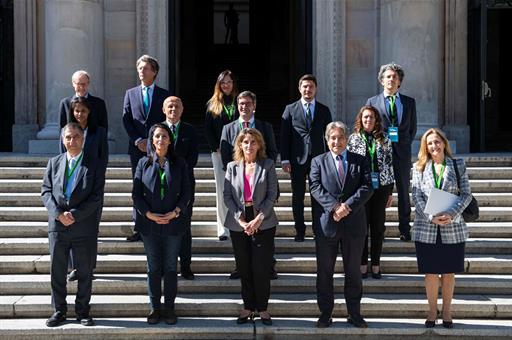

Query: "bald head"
<box><xmin>163</xmin><ymin>96</ymin><xmax>184</xmax><ymax>124</ymax></box>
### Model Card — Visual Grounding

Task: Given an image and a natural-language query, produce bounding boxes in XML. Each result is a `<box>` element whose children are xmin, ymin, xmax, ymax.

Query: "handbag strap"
<box><xmin>452</xmin><ymin>158</ymin><xmax>462</xmax><ymax>194</ymax></box>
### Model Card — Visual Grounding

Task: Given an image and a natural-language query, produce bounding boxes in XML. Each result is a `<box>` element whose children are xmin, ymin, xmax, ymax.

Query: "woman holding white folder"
<box><xmin>411</xmin><ymin>128</ymin><xmax>472</xmax><ymax>329</ymax></box>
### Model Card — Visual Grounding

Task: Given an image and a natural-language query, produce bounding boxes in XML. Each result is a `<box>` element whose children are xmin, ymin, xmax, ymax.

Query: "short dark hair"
<box><xmin>147</xmin><ymin>123</ymin><xmax>177</xmax><ymax>164</ymax></box>
<box><xmin>298</xmin><ymin>74</ymin><xmax>317</xmax><ymax>87</ymax></box>
<box><xmin>237</xmin><ymin>90</ymin><xmax>257</xmax><ymax>105</ymax></box>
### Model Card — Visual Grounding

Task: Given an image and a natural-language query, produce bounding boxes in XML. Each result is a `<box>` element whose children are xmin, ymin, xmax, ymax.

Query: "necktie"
<box><xmin>142</xmin><ymin>87</ymin><xmax>150</xmax><ymax>117</ymax></box>
<box><xmin>305</xmin><ymin>102</ymin><xmax>312</xmax><ymax>129</ymax></box>
<box><xmin>243</xmin><ymin>121</ymin><xmax>249</xmax><ymax>129</ymax></box>
<box><xmin>65</xmin><ymin>158</ymin><xmax>76</xmax><ymax>200</ymax></box>
<box><xmin>337</xmin><ymin>154</ymin><xmax>345</xmax><ymax>184</ymax></box>
<box><xmin>388</xmin><ymin>95</ymin><xmax>397</xmax><ymax>125</ymax></box>
<box><xmin>171</xmin><ymin>124</ymin><xmax>176</xmax><ymax>135</ymax></box>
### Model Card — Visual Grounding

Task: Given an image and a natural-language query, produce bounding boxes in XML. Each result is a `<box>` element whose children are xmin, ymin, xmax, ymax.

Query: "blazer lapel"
<box><xmin>294</xmin><ymin>101</ymin><xmax>307</xmax><ymax>129</ymax></box>
<box><xmin>136</xmin><ymin>85</ymin><xmax>146</xmax><ymax>121</ymax></box>
<box><xmin>252</xmin><ymin>161</ymin><xmax>263</xmax><ymax>197</ymax></box>
<box><xmin>57</xmin><ymin>156</ymin><xmax>67</xmax><ymax>197</ymax></box>
<box><xmin>327</xmin><ymin>153</ymin><xmax>343</xmax><ymax>191</ymax></box>
<box><xmin>378</xmin><ymin>93</ymin><xmax>391</xmax><ymax>127</ymax></box>
<box><xmin>236</xmin><ymin>161</ymin><xmax>245</xmax><ymax>204</ymax></box>
<box><xmin>441</xmin><ymin>157</ymin><xmax>454</xmax><ymax>191</ymax></box>
<box><xmin>71</xmin><ymin>162</ymin><xmax>87</xmax><ymax>195</ymax></box>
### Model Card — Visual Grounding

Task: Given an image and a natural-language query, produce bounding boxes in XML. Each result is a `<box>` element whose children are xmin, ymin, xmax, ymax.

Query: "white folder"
<box><xmin>424</xmin><ymin>187</ymin><xmax>459</xmax><ymax>215</ymax></box>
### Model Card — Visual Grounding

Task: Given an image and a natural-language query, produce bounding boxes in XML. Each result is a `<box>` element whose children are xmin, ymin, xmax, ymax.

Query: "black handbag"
<box><xmin>452</xmin><ymin>159</ymin><xmax>479</xmax><ymax>222</ymax></box>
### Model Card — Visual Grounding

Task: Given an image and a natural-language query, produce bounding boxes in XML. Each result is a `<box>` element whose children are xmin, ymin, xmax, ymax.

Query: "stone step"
<box><xmin>1</xmin><ymin>273</ymin><xmax>510</xmax><ymax>296</ymax></box>
<box><xmin>1</xmin><ymin>237</ymin><xmax>510</xmax><ymax>256</ymax></box>
<box><xmin>1</xmin><ymin>166</ymin><xmax>511</xmax><ymax>180</ymax></box>
<box><xmin>1</xmin><ymin>293</ymin><xmax>511</xmax><ymax>319</ymax></box>
<box><xmin>1</xmin><ymin>206</ymin><xmax>512</xmax><ymax>222</ymax></box>
<box><xmin>1</xmin><ymin>254</ymin><xmax>511</xmax><ymax>275</ymax></box>
<box><xmin>2</xmin><ymin>179</ymin><xmax>512</xmax><ymax>193</ymax></box>
<box><xmin>1</xmin><ymin>192</ymin><xmax>511</xmax><ymax>208</ymax></box>
<box><xmin>1</xmin><ymin>317</ymin><xmax>511</xmax><ymax>340</ymax></box>
<box><xmin>2</xmin><ymin>221</ymin><xmax>512</xmax><ymax>239</ymax></box>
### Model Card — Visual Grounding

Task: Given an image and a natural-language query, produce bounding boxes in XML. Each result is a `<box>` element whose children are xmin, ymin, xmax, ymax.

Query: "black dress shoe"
<box><xmin>67</xmin><ymin>269</ymin><xmax>78</xmax><ymax>282</ymax></box>
<box><xmin>219</xmin><ymin>235</ymin><xmax>229</xmax><ymax>241</ymax></box>
<box><xmin>425</xmin><ymin>319</ymin><xmax>436</xmax><ymax>328</ymax></box>
<box><xmin>77</xmin><ymin>315</ymin><xmax>95</xmax><ymax>326</ymax></box>
<box><xmin>126</xmin><ymin>232</ymin><xmax>142</xmax><ymax>242</ymax></box>
<box><xmin>147</xmin><ymin>309</ymin><xmax>161</xmax><ymax>324</ymax></box>
<box><xmin>294</xmin><ymin>234</ymin><xmax>305</xmax><ymax>242</ymax></box>
<box><xmin>442</xmin><ymin>320</ymin><xmax>453</xmax><ymax>328</ymax></box>
<box><xmin>181</xmin><ymin>268</ymin><xmax>195</xmax><ymax>280</ymax></box>
<box><xmin>361</xmin><ymin>271</ymin><xmax>368</xmax><ymax>279</ymax></box>
<box><xmin>316</xmin><ymin>315</ymin><xmax>333</xmax><ymax>328</ymax></box>
<box><xmin>46</xmin><ymin>311</ymin><xmax>66</xmax><ymax>327</ymax></box>
<box><xmin>229</xmin><ymin>269</ymin><xmax>240</xmax><ymax>280</ymax></box>
<box><xmin>163</xmin><ymin>309</ymin><xmax>177</xmax><ymax>325</ymax></box>
<box><xmin>236</xmin><ymin>311</ymin><xmax>253</xmax><ymax>324</ymax></box>
<box><xmin>371</xmin><ymin>270</ymin><xmax>382</xmax><ymax>279</ymax></box>
<box><xmin>260</xmin><ymin>312</ymin><xmax>272</xmax><ymax>326</ymax></box>
<box><xmin>347</xmin><ymin>314</ymin><xmax>368</xmax><ymax>328</ymax></box>
<box><xmin>399</xmin><ymin>234</ymin><xmax>411</xmax><ymax>242</ymax></box>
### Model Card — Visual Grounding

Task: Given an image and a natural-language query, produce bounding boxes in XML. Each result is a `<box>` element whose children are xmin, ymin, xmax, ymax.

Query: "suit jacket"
<box><xmin>309</xmin><ymin>151</ymin><xmax>373</xmax><ymax>238</ymax></box>
<box><xmin>366</xmin><ymin>93</ymin><xmax>417</xmax><ymax>161</ymax></box>
<box><xmin>163</xmin><ymin>121</ymin><xmax>199</xmax><ymax>183</ymax></box>
<box><xmin>122</xmin><ymin>85</ymin><xmax>169</xmax><ymax>155</ymax></box>
<box><xmin>204</xmin><ymin>102</ymin><xmax>239</xmax><ymax>152</ymax></box>
<box><xmin>220</xmin><ymin>119</ymin><xmax>278</xmax><ymax>170</ymax></box>
<box><xmin>59</xmin><ymin>94</ymin><xmax>109</xmax><ymax>131</ymax></box>
<box><xmin>223</xmin><ymin>158</ymin><xmax>279</xmax><ymax>232</ymax></box>
<box><xmin>280</xmin><ymin>99</ymin><xmax>332</xmax><ymax>165</ymax></box>
<box><xmin>41</xmin><ymin>153</ymin><xmax>106</xmax><ymax>238</ymax></box>
<box><xmin>59</xmin><ymin>126</ymin><xmax>109</xmax><ymax>173</ymax></box>
<box><xmin>411</xmin><ymin>158</ymin><xmax>472</xmax><ymax>244</ymax></box>
<box><xmin>132</xmin><ymin>155</ymin><xmax>191</xmax><ymax>236</ymax></box>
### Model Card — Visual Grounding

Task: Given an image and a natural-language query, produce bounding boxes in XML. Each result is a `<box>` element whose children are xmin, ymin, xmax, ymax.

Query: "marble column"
<box><xmin>12</xmin><ymin>0</ymin><xmax>39</xmax><ymax>152</ymax></box>
<box><xmin>29</xmin><ymin>0</ymin><xmax>105</xmax><ymax>153</ymax></box>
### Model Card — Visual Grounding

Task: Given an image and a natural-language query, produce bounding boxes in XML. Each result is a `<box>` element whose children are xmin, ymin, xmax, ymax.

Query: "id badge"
<box><xmin>370</xmin><ymin>172</ymin><xmax>380</xmax><ymax>189</ymax></box>
<box><xmin>388</xmin><ymin>127</ymin><xmax>399</xmax><ymax>142</ymax></box>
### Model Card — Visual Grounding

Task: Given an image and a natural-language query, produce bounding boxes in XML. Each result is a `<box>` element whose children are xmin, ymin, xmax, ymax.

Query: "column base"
<box><xmin>12</xmin><ymin>124</ymin><xmax>39</xmax><ymax>153</ymax></box>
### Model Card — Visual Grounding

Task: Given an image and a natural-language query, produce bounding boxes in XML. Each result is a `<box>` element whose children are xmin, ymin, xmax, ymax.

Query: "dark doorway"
<box><xmin>0</xmin><ymin>0</ymin><xmax>14</xmax><ymax>152</ymax></box>
<box><xmin>169</xmin><ymin>0</ymin><xmax>311</xmax><ymax>151</ymax></box>
<box><xmin>468</xmin><ymin>0</ymin><xmax>512</xmax><ymax>152</ymax></box>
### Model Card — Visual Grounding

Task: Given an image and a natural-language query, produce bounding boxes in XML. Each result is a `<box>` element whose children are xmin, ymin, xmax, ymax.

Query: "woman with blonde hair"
<box><xmin>412</xmin><ymin>128</ymin><xmax>472</xmax><ymax>329</ymax></box>
<box><xmin>205</xmin><ymin>70</ymin><xmax>240</xmax><ymax>242</ymax></box>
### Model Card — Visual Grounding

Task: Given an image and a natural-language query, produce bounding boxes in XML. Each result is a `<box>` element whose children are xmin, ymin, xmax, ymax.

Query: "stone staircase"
<box><xmin>0</xmin><ymin>153</ymin><xmax>511</xmax><ymax>339</ymax></box>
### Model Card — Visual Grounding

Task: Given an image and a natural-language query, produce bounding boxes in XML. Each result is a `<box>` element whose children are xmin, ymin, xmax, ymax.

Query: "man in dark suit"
<box><xmin>162</xmin><ymin>96</ymin><xmax>198</xmax><ymax>280</ymax></box>
<box><xmin>220</xmin><ymin>90</ymin><xmax>278</xmax><ymax>280</ymax></box>
<box><xmin>41</xmin><ymin>122</ymin><xmax>106</xmax><ymax>327</ymax></box>
<box><xmin>309</xmin><ymin>121</ymin><xmax>373</xmax><ymax>328</ymax></box>
<box><xmin>366</xmin><ymin>63</ymin><xmax>417</xmax><ymax>241</ymax></box>
<box><xmin>123</xmin><ymin>54</ymin><xmax>170</xmax><ymax>242</ymax></box>
<box><xmin>59</xmin><ymin>70</ymin><xmax>108</xmax><ymax>131</ymax></box>
<box><xmin>280</xmin><ymin>74</ymin><xmax>332</xmax><ymax>242</ymax></box>
<box><xmin>220</xmin><ymin>90</ymin><xmax>277</xmax><ymax>170</ymax></box>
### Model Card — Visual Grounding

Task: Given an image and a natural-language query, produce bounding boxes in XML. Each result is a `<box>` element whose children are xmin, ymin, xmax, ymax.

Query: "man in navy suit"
<box><xmin>309</xmin><ymin>121</ymin><xmax>373</xmax><ymax>328</ymax></box>
<box><xmin>366</xmin><ymin>63</ymin><xmax>417</xmax><ymax>241</ymax></box>
<box><xmin>59</xmin><ymin>70</ymin><xmax>108</xmax><ymax>131</ymax></box>
<box><xmin>280</xmin><ymin>74</ymin><xmax>332</xmax><ymax>242</ymax></box>
<box><xmin>41</xmin><ymin>122</ymin><xmax>106</xmax><ymax>327</ymax></box>
<box><xmin>123</xmin><ymin>55</ymin><xmax>170</xmax><ymax>242</ymax></box>
<box><xmin>162</xmin><ymin>96</ymin><xmax>198</xmax><ymax>280</ymax></box>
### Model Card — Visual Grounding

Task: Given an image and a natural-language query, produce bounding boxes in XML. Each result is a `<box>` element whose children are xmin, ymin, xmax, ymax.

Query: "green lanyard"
<box><xmin>66</xmin><ymin>153</ymin><xmax>83</xmax><ymax>181</ymax></box>
<box><xmin>432</xmin><ymin>160</ymin><xmax>446</xmax><ymax>189</ymax></box>
<box><xmin>361</xmin><ymin>133</ymin><xmax>377</xmax><ymax>172</ymax></box>
<box><xmin>224</xmin><ymin>102</ymin><xmax>235</xmax><ymax>120</ymax></box>
<box><xmin>170</xmin><ymin>122</ymin><xmax>180</xmax><ymax>141</ymax></box>
<box><xmin>158</xmin><ymin>167</ymin><xmax>166</xmax><ymax>200</ymax></box>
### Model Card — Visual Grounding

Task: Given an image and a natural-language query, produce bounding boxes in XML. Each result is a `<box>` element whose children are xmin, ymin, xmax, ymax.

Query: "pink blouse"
<box><xmin>243</xmin><ymin>170</ymin><xmax>254</xmax><ymax>202</ymax></box>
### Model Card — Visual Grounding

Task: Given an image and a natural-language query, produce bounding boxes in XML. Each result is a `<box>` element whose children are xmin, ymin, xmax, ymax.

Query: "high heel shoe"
<box><xmin>424</xmin><ymin>319</ymin><xmax>436</xmax><ymax>328</ymax></box>
<box><xmin>236</xmin><ymin>310</ymin><xmax>253</xmax><ymax>324</ymax></box>
<box><xmin>371</xmin><ymin>270</ymin><xmax>382</xmax><ymax>279</ymax></box>
<box><xmin>259</xmin><ymin>311</ymin><xmax>272</xmax><ymax>325</ymax></box>
<box><xmin>442</xmin><ymin>320</ymin><xmax>453</xmax><ymax>329</ymax></box>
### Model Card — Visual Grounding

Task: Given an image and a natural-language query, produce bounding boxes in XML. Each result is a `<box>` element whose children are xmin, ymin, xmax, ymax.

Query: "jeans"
<box><xmin>141</xmin><ymin>232</ymin><xmax>182</xmax><ymax>310</ymax></box>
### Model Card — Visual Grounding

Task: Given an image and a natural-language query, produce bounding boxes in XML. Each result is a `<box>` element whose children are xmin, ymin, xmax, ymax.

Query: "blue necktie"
<box><xmin>337</xmin><ymin>154</ymin><xmax>345</xmax><ymax>184</ymax></box>
<box><xmin>142</xmin><ymin>87</ymin><xmax>150</xmax><ymax>117</ymax></box>
<box><xmin>64</xmin><ymin>158</ymin><xmax>76</xmax><ymax>200</ymax></box>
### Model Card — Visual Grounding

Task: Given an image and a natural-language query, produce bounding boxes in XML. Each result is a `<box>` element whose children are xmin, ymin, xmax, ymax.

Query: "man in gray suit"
<box><xmin>41</xmin><ymin>122</ymin><xmax>106</xmax><ymax>327</ymax></box>
<box><xmin>366</xmin><ymin>63</ymin><xmax>417</xmax><ymax>241</ymax></box>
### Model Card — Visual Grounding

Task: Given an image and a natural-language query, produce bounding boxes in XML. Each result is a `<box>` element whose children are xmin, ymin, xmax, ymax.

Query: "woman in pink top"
<box><xmin>223</xmin><ymin>128</ymin><xmax>279</xmax><ymax>326</ymax></box>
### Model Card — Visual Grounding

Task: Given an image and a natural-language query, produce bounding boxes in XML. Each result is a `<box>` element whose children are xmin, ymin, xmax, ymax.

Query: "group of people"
<box><xmin>41</xmin><ymin>56</ymin><xmax>473</xmax><ymax>330</ymax></box>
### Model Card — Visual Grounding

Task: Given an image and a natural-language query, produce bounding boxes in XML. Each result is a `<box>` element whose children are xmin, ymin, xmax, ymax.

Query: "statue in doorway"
<box><xmin>224</xmin><ymin>3</ymin><xmax>239</xmax><ymax>45</ymax></box>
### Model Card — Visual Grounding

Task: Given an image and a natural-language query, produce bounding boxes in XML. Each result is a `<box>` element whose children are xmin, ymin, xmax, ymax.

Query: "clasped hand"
<box><xmin>146</xmin><ymin>210</ymin><xmax>179</xmax><ymax>224</ymax></box>
<box><xmin>432</xmin><ymin>213</ymin><xmax>453</xmax><ymax>225</ymax></box>
<box><xmin>333</xmin><ymin>203</ymin><xmax>351</xmax><ymax>222</ymax></box>
<box><xmin>239</xmin><ymin>216</ymin><xmax>262</xmax><ymax>236</ymax></box>
<box><xmin>58</xmin><ymin>211</ymin><xmax>75</xmax><ymax>227</ymax></box>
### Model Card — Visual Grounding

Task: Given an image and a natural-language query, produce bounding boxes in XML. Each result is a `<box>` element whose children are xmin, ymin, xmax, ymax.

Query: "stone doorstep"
<box><xmin>2</xmin><ymin>193</ymin><xmax>512</xmax><ymax>208</ymax></box>
<box><xmin>1</xmin><ymin>221</ymin><xmax>512</xmax><ymax>238</ymax></box>
<box><xmin>1</xmin><ymin>207</ymin><xmax>512</xmax><ymax>223</ymax></box>
<box><xmin>0</xmin><ymin>274</ymin><xmax>510</xmax><ymax>296</ymax></box>
<box><xmin>1</xmin><ymin>237</ymin><xmax>511</xmax><ymax>256</ymax></box>
<box><xmin>1</xmin><ymin>254</ymin><xmax>511</xmax><ymax>275</ymax></box>
<box><xmin>2</xmin><ymin>179</ymin><xmax>512</xmax><ymax>194</ymax></box>
<box><xmin>1</xmin><ymin>294</ymin><xmax>512</xmax><ymax>319</ymax></box>
<box><xmin>0</xmin><ymin>318</ymin><xmax>512</xmax><ymax>340</ymax></box>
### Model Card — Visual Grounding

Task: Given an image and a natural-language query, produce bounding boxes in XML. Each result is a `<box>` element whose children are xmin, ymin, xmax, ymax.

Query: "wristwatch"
<box><xmin>174</xmin><ymin>209</ymin><xmax>180</xmax><ymax>218</ymax></box>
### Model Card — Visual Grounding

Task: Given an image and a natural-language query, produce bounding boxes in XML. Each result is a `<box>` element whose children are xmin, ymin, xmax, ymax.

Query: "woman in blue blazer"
<box><xmin>132</xmin><ymin>123</ymin><xmax>191</xmax><ymax>325</ymax></box>
<box><xmin>412</xmin><ymin>128</ymin><xmax>472</xmax><ymax>329</ymax></box>
<box><xmin>223</xmin><ymin>128</ymin><xmax>278</xmax><ymax>325</ymax></box>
